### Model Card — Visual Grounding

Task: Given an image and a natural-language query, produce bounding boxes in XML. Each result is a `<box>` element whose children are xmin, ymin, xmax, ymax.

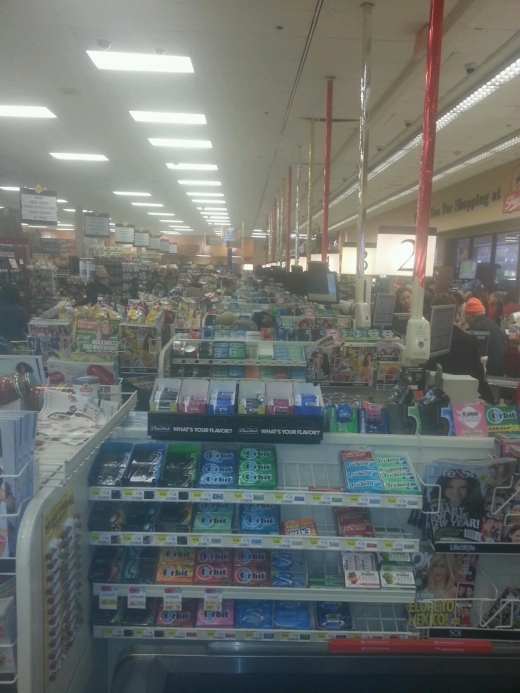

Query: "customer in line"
<box><xmin>502</xmin><ymin>289</ymin><xmax>520</xmax><ymax>316</ymax></box>
<box><xmin>0</xmin><ymin>284</ymin><xmax>29</xmax><ymax>343</ymax></box>
<box><xmin>464</xmin><ymin>297</ymin><xmax>506</xmax><ymax>376</ymax></box>
<box><xmin>425</xmin><ymin>294</ymin><xmax>493</xmax><ymax>402</ymax></box>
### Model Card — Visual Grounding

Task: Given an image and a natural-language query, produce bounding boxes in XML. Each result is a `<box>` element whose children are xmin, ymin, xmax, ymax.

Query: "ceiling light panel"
<box><xmin>131</xmin><ymin>202</ymin><xmax>163</xmax><ymax>207</ymax></box>
<box><xmin>149</xmin><ymin>139</ymin><xmax>212</xmax><ymax>148</ymax></box>
<box><xmin>148</xmin><ymin>212</ymin><xmax>175</xmax><ymax>216</ymax></box>
<box><xmin>178</xmin><ymin>180</ymin><xmax>221</xmax><ymax>186</ymax></box>
<box><xmin>131</xmin><ymin>111</ymin><xmax>206</xmax><ymax>124</ymax></box>
<box><xmin>192</xmin><ymin>199</ymin><xmax>226</xmax><ymax>204</ymax></box>
<box><xmin>187</xmin><ymin>192</ymin><xmax>223</xmax><ymax>197</ymax></box>
<box><xmin>50</xmin><ymin>153</ymin><xmax>108</xmax><ymax>161</ymax></box>
<box><xmin>0</xmin><ymin>106</ymin><xmax>56</xmax><ymax>118</ymax></box>
<box><xmin>114</xmin><ymin>191</ymin><xmax>151</xmax><ymax>196</ymax></box>
<box><xmin>57</xmin><ymin>199</ymin><xmax>67</xmax><ymax>203</ymax></box>
<box><xmin>87</xmin><ymin>51</ymin><xmax>194</xmax><ymax>73</ymax></box>
<box><xmin>0</xmin><ymin>187</ymin><xmax>19</xmax><ymax>191</ymax></box>
<box><xmin>204</xmin><ymin>207</ymin><xmax>227</xmax><ymax>211</ymax></box>
<box><xmin>167</xmin><ymin>163</ymin><xmax>217</xmax><ymax>171</ymax></box>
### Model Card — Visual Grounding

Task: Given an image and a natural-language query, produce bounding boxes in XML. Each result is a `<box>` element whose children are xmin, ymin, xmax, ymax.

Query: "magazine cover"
<box><xmin>423</xmin><ymin>459</ymin><xmax>516</xmax><ymax>543</ymax></box>
<box><xmin>119</xmin><ymin>324</ymin><xmax>160</xmax><ymax>374</ymax></box>
<box><xmin>28</xmin><ymin>320</ymin><xmax>73</xmax><ymax>364</ymax></box>
<box><xmin>407</xmin><ymin>552</ymin><xmax>479</xmax><ymax>628</ymax></box>
<box><xmin>74</xmin><ymin>317</ymin><xmax>120</xmax><ymax>355</ymax></box>
<box><xmin>483</xmin><ymin>585</ymin><xmax>520</xmax><ymax>629</ymax></box>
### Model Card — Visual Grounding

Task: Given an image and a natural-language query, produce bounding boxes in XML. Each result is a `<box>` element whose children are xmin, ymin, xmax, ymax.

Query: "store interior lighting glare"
<box><xmin>86</xmin><ymin>50</ymin><xmax>194</xmax><ymax>73</ymax></box>
<box><xmin>113</xmin><ymin>191</ymin><xmax>151</xmax><ymax>196</ymax></box>
<box><xmin>149</xmin><ymin>138</ymin><xmax>212</xmax><ymax>148</ymax></box>
<box><xmin>166</xmin><ymin>163</ymin><xmax>217</xmax><ymax>171</ymax></box>
<box><xmin>50</xmin><ymin>153</ymin><xmax>108</xmax><ymax>161</ymax></box>
<box><xmin>0</xmin><ymin>105</ymin><xmax>56</xmax><ymax>118</ymax></box>
<box><xmin>130</xmin><ymin>111</ymin><xmax>206</xmax><ymax>124</ymax></box>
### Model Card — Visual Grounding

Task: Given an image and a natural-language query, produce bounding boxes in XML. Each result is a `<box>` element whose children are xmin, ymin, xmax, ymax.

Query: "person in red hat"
<box><xmin>465</xmin><ymin>297</ymin><xmax>506</xmax><ymax>376</ymax></box>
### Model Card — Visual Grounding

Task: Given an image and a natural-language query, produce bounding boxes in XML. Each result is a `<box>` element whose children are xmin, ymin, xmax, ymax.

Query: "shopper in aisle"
<box><xmin>129</xmin><ymin>277</ymin><xmax>140</xmax><ymax>300</ymax></box>
<box><xmin>502</xmin><ymin>288</ymin><xmax>520</xmax><ymax>316</ymax></box>
<box><xmin>464</xmin><ymin>297</ymin><xmax>506</xmax><ymax>376</ymax></box>
<box><xmin>425</xmin><ymin>294</ymin><xmax>493</xmax><ymax>401</ymax></box>
<box><xmin>487</xmin><ymin>292</ymin><xmax>504</xmax><ymax>325</ymax></box>
<box><xmin>83</xmin><ymin>273</ymin><xmax>111</xmax><ymax>306</ymax></box>
<box><xmin>395</xmin><ymin>286</ymin><xmax>412</xmax><ymax>313</ymax></box>
<box><xmin>0</xmin><ymin>284</ymin><xmax>29</xmax><ymax>344</ymax></box>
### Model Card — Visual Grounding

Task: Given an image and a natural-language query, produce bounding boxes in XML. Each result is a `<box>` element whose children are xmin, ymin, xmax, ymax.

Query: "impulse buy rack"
<box><xmin>14</xmin><ymin>407</ymin><xmax>520</xmax><ymax>693</ymax></box>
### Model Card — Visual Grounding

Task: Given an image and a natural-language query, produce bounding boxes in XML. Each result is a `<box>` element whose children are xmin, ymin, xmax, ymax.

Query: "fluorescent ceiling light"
<box><xmin>114</xmin><ymin>191</ymin><xmax>151</xmax><ymax>196</ymax></box>
<box><xmin>204</xmin><ymin>207</ymin><xmax>228</xmax><ymax>211</ymax></box>
<box><xmin>83</xmin><ymin>209</ymin><xmax>93</xmax><ymax>213</ymax></box>
<box><xmin>178</xmin><ymin>180</ymin><xmax>221</xmax><ymax>186</ymax></box>
<box><xmin>131</xmin><ymin>202</ymin><xmax>163</xmax><ymax>207</ymax></box>
<box><xmin>87</xmin><ymin>51</ymin><xmax>193</xmax><ymax>73</ymax></box>
<box><xmin>50</xmin><ymin>153</ymin><xmax>108</xmax><ymax>161</ymax></box>
<box><xmin>186</xmin><ymin>192</ymin><xmax>223</xmax><ymax>197</ymax></box>
<box><xmin>109</xmin><ymin>222</ymin><xmax>115</xmax><ymax>226</ymax></box>
<box><xmin>0</xmin><ymin>106</ymin><xmax>56</xmax><ymax>118</ymax></box>
<box><xmin>167</xmin><ymin>163</ymin><xmax>216</xmax><ymax>171</ymax></box>
<box><xmin>63</xmin><ymin>208</ymin><xmax>75</xmax><ymax>212</ymax></box>
<box><xmin>0</xmin><ymin>186</ymin><xmax>19</xmax><ymax>191</ymax></box>
<box><xmin>149</xmin><ymin>138</ymin><xmax>212</xmax><ymax>148</ymax></box>
<box><xmin>192</xmin><ymin>199</ymin><xmax>226</xmax><ymax>204</ymax></box>
<box><xmin>197</xmin><ymin>254</ymin><xmax>211</xmax><ymax>257</ymax></box>
<box><xmin>170</xmin><ymin>225</ymin><xmax>191</xmax><ymax>228</ymax></box>
<box><xmin>163</xmin><ymin>231</ymin><xmax>181</xmax><ymax>235</ymax></box>
<box><xmin>160</xmin><ymin>219</ymin><xmax>182</xmax><ymax>223</ymax></box>
<box><xmin>148</xmin><ymin>212</ymin><xmax>175</xmax><ymax>216</ymax></box>
<box><xmin>131</xmin><ymin>111</ymin><xmax>206</xmax><ymax>124</ymax></box>
<box><xmin>57</xmin><ymin>199</ymin><xmax>67</xmax><ymax>203</ymax></box>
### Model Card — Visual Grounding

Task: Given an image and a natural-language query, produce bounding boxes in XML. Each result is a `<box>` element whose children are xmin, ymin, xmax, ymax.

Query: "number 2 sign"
<box><xmin>375</xmin><ymin>226</ymin><xmax>437</xmax><ymax>277</ymax></box>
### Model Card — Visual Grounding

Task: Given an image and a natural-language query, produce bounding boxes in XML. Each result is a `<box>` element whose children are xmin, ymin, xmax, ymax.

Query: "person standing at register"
<box><xmin>464</xmin><ymin>298</ymin><xmax>506</xmax><ymax>376</ymax></box>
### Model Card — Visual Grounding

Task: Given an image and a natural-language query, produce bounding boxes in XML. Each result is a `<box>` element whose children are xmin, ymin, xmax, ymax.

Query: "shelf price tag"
<box><xmin>133</xmin><ymin>628</ymin><xmax>154</xmax><ymax>638</ymax></box>
<box><xmin>204</xmin><ymin>589</ymin><xmax>223</xmax><ymax>612</ymax></box>
<box><xmin>121</xmin><ymin>533</ymin><xmax>143</xmax><ymax>545</ymax></box>
<box><xmin>127</xmin><ymin>587</ymin><xmax>146</xmax><ymax>609</ymax></box>
<box><xmin>99</xmin><ymin>585</ymin><xmax>118</xmax><ymax>610</ymax></box>
<box><xmin>91</xmin><ymin>487</ymin><xmax>112</xmax><ymax>500</ymax></box>
<box><xmin>156</xmin><ymin>489</ymin><xmax>179</xmax><ymax>501</ymax></box>
<box><xmin>90</xmin><ymin>532</ymin><xmax>111</xmax><ymax>546</ymax></box>
<box><xmin>163</xmin><ymin>587</ymin><xmax>182</xmax><ymax>612</ymax></box>
<box><xmin>154</xmin><ymin>534</ymin><xmax>177</xmax><ymax>546</ymax></box>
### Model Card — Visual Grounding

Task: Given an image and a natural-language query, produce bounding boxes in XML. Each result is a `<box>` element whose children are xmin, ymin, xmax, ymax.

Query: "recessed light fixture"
<box><xmin>113</xmin><ymin>191</ymin><xmax>151</xmax><ymax>196</ymax></box>
<box><xmin>86</xmin><ymin>51</ymin><xmax>194</xmax><ymax>73</ymax></box>
<box><xmin>192</xmin><ymin>199</ymin><xmax>226</xmax><ymax>204</ymax></box>
<box><xmin>186</xmin><ymin>192</ymin><xmax>223</xmax><ymax>197</ymax></box>
<box><xmin>148</xmin><ymin>212</ymin><xmax>175</xmax><ymax>216</ymax></box>
<box><xmin>57</xmin><ymin>199</ymin><xmax>67</xmax><ymax>203</ymax></box>
<box><xmin>131</xmin><ymin>111</ymin><xmax>206</xmax><ymax>124</ymax></box>
<box><xmin>131</xmin><ymin>202</ymin><xmax>163</xmax><ymax>207</ymax></box>
<box><xmin>166</xmin><ymin>163</ymin><xmax>217</xmax><ymax>171</ymax></box>
<box><xmin>149</xmin><ymin>139</ymin><xmax>212</xmax><ymax>149</ymax></box>
<box><xmin>0</xmin><ymin>106</ymin><xmax>56</xmax><ymax>118</ymax></box>
<box><xmin>178</xmin><ymin>180</ymin><xmax>221</xmax><ymax>186</ymax></box>
<box><xmin>0</xmin><ymin>186</ymin><xmax>19</xmax><ymax>191</ymax></box>
<box><xmin>50</xmin><ymin>153</ymin><xmax>108</xmax><ymax>161</ymax></box>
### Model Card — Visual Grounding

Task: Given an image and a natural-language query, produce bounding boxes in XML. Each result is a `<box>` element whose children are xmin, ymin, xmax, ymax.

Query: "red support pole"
<box><xmin>321</xmin><ymin>78</ymin><xmax>334</xmax><ymax>262</ymax></box>
<box><xmin>413</xmin><ymin>0</ymin><xmax>444</xmax><ymax>287</ymax></box>
<box><xmin>286</xmin><ymin>166</ymin><xmax>292</xmax><ymax>272</ymax></box>
<box><xmin>272</xmin><ymin>199</ymin><xmax>277</xmax><ymax>264</ymax></box>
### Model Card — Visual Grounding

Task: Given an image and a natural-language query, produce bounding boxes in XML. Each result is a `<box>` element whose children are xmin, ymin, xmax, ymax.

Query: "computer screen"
<box><xmin>306</xmin><ymin>272</ymin><xmax>339</xmax><ymax>304</ymax></box>
<box><xmin>459</xmin><ymin>259</ymin><xmax>477</xmax><ymax>280</ymax></box>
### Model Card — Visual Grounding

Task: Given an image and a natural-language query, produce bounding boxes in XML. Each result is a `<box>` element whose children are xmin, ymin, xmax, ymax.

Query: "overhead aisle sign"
<box><xmin>20</xmin><ymin>187</ymin><xmax>57</xmax><ymax>226</ymax></box>
<box><xmin>114</xmin><ymin>225</ymin><xmax>135</xmax><ymax>244</ymax></box>
<box><xmin>149</xmin><ymin>236</ymin><xmax>161</xmax><ymax>251</ymax></box>
<box><xmin>134</xmin><ymin>231</ymin><xmax>150</xmax><ymax>248</ymax></box>
<box><xmin>84</xmin><ymin>213</ymin><xmax>110</xmax><ymax>238</ymax></box>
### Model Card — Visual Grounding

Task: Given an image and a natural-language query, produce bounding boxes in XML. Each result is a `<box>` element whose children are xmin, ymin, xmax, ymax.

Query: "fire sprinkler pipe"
<box><xmin>295</xmin><ymin>145</ymin><xmax>302</xmax><ymax>266</ymax></box>
<box><xmin>411</xmin><ymin>0</ymin><xmax>445</xmax><ymax>320</ymax></box>
<box><xmin>286</xmin><ymin>167</ymin><xmax>292</xmax><ymax>272</ymax></box>
<box><xmin>355</xmin><ymin>3</ymin><xmax>374</xmax><ymax>304</ymax></box>
<box><xmin>321</xmin><ymin>78</ymin><xmax>334</xmax><ymax>263</ymax></box>
<box><xmin>306</xmin><ymin>119</ymin><xmax>315</xmax><ymax>261</ymax></box>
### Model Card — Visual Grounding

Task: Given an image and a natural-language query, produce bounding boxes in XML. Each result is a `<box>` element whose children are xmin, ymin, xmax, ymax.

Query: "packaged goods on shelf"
<box><xmin>198</xmin><ymin>446</ymin><xmax>238</xmax><ymax>489</ymax></box>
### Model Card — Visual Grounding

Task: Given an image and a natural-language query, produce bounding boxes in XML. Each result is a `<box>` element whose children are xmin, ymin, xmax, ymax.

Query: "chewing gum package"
<box><xmin>157</xmin><ymin>504</ymin><xmax>193</xmax><ymax>533</ymax></box>
<box><xmin>155</xmin><ymin>599</ymin><xmax>197</xmax><ymax>628</ymax></box>
<box><xmin>274</xmin><ymin>601</ymin><xmax>312</xmax><ymax>630</ymax></box>
<box><xmin>155</xmin><ymin>562</ymin><xmax>194</xmax><ymax>585</ymax></box>
<box><xmin>121</xmin><ymin>599</ymin><xmax>157</xmax><ymax>627</ymax></box>
<box><xmin>234</xmin><ymin>548</ymin><xmax>270</xmax><ymax>566</ymax></box>
<box><xmin>235</xmin><ymin>600</ymin><xmax>274</xmax><ymax>629</ymax></box>
<box><xmin>346</xmin><ymin>478</ymin><xmax>384</xmax><ymax>493</ymax></box>
<box><xmin>193</xmin><ymin>504</ymin><xmax>234</xmax><ymax>533</ymax></box>
<box><xmin>270</xmin><ymin>550</ymin><xmax>307</xmax><ymax>588</ymax></box>
<box><xmin>240</xmin><ymin>504</ymin><xmax>280</xmax><ymax>535</ymax></box>
<box><xmin>88</xmin><ymin>502</ymin><xmax>126</xmax><ymax>532</ymax></box>
<box><xmin>195</xmin><ymin>548</ymin><xmax>233</xmax><ymax>565</ymax></box>
<box><xmin>238</xmin><ymin>459</ymin><xmax>277</xmax><ymax>490</ymax></box>
<box><xmin>342</xmin><ymin>552</ymin><xmax>380</xmax><ymax>589</ymax></box>
<box><xmin>120</xmin><ymin>547</ymin><xmax>157</xmax><ymax>584</ymax></box>
<box><xmin>122</xmin><ymin>503</ymin><xmax>160</xmax><ymax>533</ymax></box>
<box><xmin>193</xmin><ymin>561</ymin><xmax>233</xmax><ymax>585</ymax></box>
<box><xmin>381</xmin><ymin>478</ymin><xmax>420</xmax><ymax>494</ymax></box>
<box><xmin>281</xmin><ymin>519</ymin><xmax>317</xmax><ymax>536</ymax></box>
<box><xmin>316</xmin><ymin>602</ymin><xmax>352</xmax><ymax>631</ymax></box>
<box><xmin>379</xmin><ymin>563</ymin><xmax>415</xmax><ymax>589</ymax></box>
<box><xmin>198</xmin><ymin>449</ymin><xmax>238</xmax><ymax>488</ymax></box>
<box><xmin>157</xmin><ymin>547</ymin><xmax>195</xmax><ymax>564</ymax></box>
<box><xmin>233</xmin><ymin>564</ymin><xmax>270</xmax><ymax>587</ymax></box>
<box><xmin>196</xmin><ymin>600</ymin><xmax>235</xmax><ymax>628</ymax></box>
<box><xmin>88</xmin><ymin>547</ymin><xmax>125</xmax><ymax>584</ymax></box>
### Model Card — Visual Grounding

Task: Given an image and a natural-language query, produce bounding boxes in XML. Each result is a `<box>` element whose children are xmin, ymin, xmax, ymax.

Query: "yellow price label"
<box><xmin>156</xmin><ymin>535</ymin><xmax>167</xmax><ymax>543</ymax></box>
<box><xmin>230</xmin><ymin>537</ymin><xmax>241</xmax><ymax>544</ymax></box>
<box><xmin>90</xmin><ymin>488</ymin><xmax>101</xmax><ymax>497</ymax></box>
<box><xmin>348</xmin><ymin>495</ymin><xmax>359</xmax><ymax>503</ymax></box>
<box><xmin>345</xmin><ymin>540</ymin><xmax>357</xmax><ymax>547</ymax></box>
<box><xmin>123</xmin><ymin>490</ymin><xmax>135</xmax><ymax>498</ymax></box>
<box><xmin>271</xmin><ymin>538</ymin><xmax>282</xmax><ymax>545</ymax></box>
<box><xmin>157</xmin><ymin>490</ymin><xmax>169</xmax><ymax>498</ymax></box>
<box><xmin>233</xmin><ymin>492</ymin><xmax>244</xmax><ymax>500</ymax></box>
<box><xmin>121</xmin><ymin>534</ymin><xmax>133</xmax><ymax>543</ymax></box>
<box><xmin>133</xmin><ymin>629</ymin><xmax>145</xmax><ymax>637</ymax></box>
<box><xmin>308</xmin><ymin>539</ymin><xmax>319</xmax><ymax>547</ymax></box>
<box><xmin>383</xmin><ymin>541</ymin><xmax>395</xmax><ymax>548</ymax></box>
<box><xmin>274</xmin><ymin>493</ymin><xmax>284</xmax><ymax>501</ymax></box>
<box><xmin>104</xmin><ymin>628</ymin><xmax>114</xmax><ymax>636</ymax></box>
<box><xmin>91</xmin><ymin>533</ymin><xmax>101</xmax><ymax>542</ymax></box>
<box><xmin>192</xmin><ymin>491</ymin><xmax>203</xmax><ymax>499</ymax></box>
<box><xmin>311</xmin><ymin>494</ymin><xmax>322</xmax><ymax>502</ymax></box>
<box><xmin>190</xmin><ymin>536</ymin><xmax>201</xmax><ymax>543</ymax></box>
<box><xmin>386</xmin><ymin>497</ymin><xmax>397</xmax><ymax>504</ymax></box>
<box><xmin>205</xmin><ymin>630</ymin><xmax>216</xmax><ymax>637</ymax></box>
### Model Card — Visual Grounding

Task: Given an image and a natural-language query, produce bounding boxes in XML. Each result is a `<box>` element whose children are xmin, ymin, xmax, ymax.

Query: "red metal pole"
<box><xmin>285</xmin><ymin>166</ymin><xmax>292</xmax><ymax>272</ymax></box>
<box><xmin>272</xmin><ymin>199</ymin><xmax>277</xmax><ymax>264</ymax></box>
<box><xmin>413</xmin><ymin>0</ymin><xmax>444</xmax><ymax>288</ymax></box>
<box><xmin>321</xmin><ymin>78</ymin><xmax>334</xmax><ymax>262</ymax></box>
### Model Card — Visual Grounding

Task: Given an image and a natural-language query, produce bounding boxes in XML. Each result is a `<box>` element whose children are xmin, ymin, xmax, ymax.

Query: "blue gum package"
<box><xmin>316</xmin><ymin>602</ymin><xmax>353</xmax><ymax>631</ymax></box>
<box><xmin>198</xmin><ymin>449</ymin><xmax>238</xmax><ymax>488</ymax></box>
<box><xmin>274</xmin><ymin>601</ymin><xmax>312</xmax><ymax>630</ymax></box>
<box><xmin>235</xmin><ymin>600</ymin><xmax>274</xmax><ymax>629</ymax></box>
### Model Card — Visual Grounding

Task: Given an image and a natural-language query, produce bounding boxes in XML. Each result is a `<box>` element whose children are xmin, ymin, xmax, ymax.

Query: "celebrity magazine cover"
<box><xmin>423</xmin><ymin>458</ymin><xmax>515</xmax><ymax>543</ymax></box>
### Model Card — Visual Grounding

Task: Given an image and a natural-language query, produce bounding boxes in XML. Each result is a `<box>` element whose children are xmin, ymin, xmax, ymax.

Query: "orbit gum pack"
<box><xmin>198</xmin><ymin>448</ymin><xmax>238</xmax><ymax>488</ymax></box>
<box><xmin>240</xmin><ymin>504</ymin><xmax>280</xmax><ymax>535</ymax></box>
<box><xmin>232</xmin><ymin>548</ymin><xmax>270</xmax><ymax>587</ymax></box>
<box><xmin>238</xmin><ymin>445</ymin><xmax>277</xmax><ymax>490</ymax></box>
<box><xmin>196</xmin><ymin>600</ymin><xmax>235</xmax><ymax>628</ymax></box>
<box><xmin>194</xmin><ymin>547</ymin><xmax>233</xmax><ymax>586</ymax></box>
<box><xmin>193</xmin><ymin>503</ymin><xmax>234</xmax><ymax>534</ymax></box>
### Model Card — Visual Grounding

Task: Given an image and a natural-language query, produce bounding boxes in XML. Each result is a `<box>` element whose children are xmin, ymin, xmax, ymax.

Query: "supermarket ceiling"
<box><xmin>0</xmin><ymin>0</ymin><xmax>519</xmax><ymax>240</ymax></box>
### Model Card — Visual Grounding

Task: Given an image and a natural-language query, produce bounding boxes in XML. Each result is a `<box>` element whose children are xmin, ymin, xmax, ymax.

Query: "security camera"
<box><xmin>96</xmin><ymin>39</ymin><xmax>112</xmax><ymax>51</ymax></box>
<box><xmin>465</xmin><ymin>62</ymin><xmax>476</xmax><ymax>75</ymax></box>
<box><xmin>154</xmin><ymin>48</ymin><xmax>166</xmax><ymax>55</ymax></box>
<box><xmin>404</xmin><ymin>120</ymin><xmax>412</xmax><ymax>128</ymax></box>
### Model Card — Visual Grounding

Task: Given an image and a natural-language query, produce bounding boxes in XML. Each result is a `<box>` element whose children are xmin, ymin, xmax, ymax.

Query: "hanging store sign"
<box><xmin>114</xmin><ymin>225</ymin><xmax>135</xmax><ymax>244</ymax></box>
<box><xmin>84</xmin><ymin>212</ymin><xmax>110</xmax><ymax>238</ymax></box>
<box><xmin>133</xmin><ymin>231</ymin><xmax>150</xmax><ymax>248</ymax></box>
<box><xmin>160</xmin><ymin>239</ymin><xmax>170</xmax><ymax>253</ymax></box>
<box><xmin>341</xmin><ymin>242</ymin><xmax>376</xmax><ymax>275</ymax></box>
<box><xmin>148</xmin><ymin>236</ymin><xmax>161</xmax><ymax>251</ymax></box>
<box><xmin>20</xmin><ymin>187</ymin><xmax>57</xmax><ymax>226</ymax></box>
<box><xmin>375</xmin><ymin>226</ymin><xmax>436</xmax><ymax>277</ymax></box>
<box><xmin>169</xmin><ymin>243</ymin><xmax>178</xmax><ymax>254</ymax></box>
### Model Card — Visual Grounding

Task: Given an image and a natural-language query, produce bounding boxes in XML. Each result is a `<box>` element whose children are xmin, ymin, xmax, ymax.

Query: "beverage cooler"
<box><xmin>13</xmin><ymin>404</ymin><xmax>520</xmax><ymax>693</ymax></box>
